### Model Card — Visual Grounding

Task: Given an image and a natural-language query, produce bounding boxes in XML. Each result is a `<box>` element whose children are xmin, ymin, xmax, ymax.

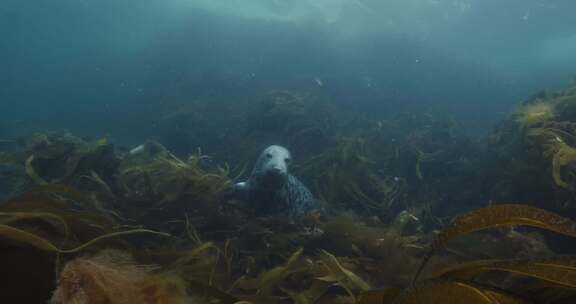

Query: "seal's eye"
<box><xmin>284</xmin><ymin>158</ymin><xmax>291</xmax><ymax>164</ymax></box>
<box><xmin>265</xmin><ymin>153</ymin><xmax>273</xmax><ymax>159</ymax></box>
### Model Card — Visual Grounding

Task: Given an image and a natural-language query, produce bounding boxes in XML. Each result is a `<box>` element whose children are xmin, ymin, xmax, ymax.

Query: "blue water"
<box><xmin>1</xmin><ymin>0</ymin><xmax>576</xmax><ymax>143</ymax></box>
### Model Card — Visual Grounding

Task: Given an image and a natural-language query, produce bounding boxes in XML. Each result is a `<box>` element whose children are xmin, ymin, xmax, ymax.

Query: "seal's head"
<box><xmin>251</xmin><ymin>145</ymin><xmax>292</xmax><ymax>190</ymax></box>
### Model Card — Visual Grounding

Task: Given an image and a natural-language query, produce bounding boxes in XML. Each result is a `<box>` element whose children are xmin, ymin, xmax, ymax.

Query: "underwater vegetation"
<box><xmin>0</xmin><ymin>184</ymin><xmax>169</xmax><ymax>302</ymax></box>
<box><xmin>298</xmin><ymin>110</ymin><xmax>480</xmax><ymax>225</ymax></box>
<box><xmin>115</xmin><ymin>140</ymin><xmax>232</xmax><ymax>231</ymax></box>
<box><xmin>358</xmin><ymin>204</ymin><xmax>576</xmax><ymax>304</ymax></box>
<box><xmin>147</xmin><ymin>89</ymin><xmax>480</xmax><ymax>224</ymax></box>
<box><xmin>1</xmin><ymin>179</ymin><xmax>575</xmax><ymax>303</ymax></box>
<box><xmin>486</xmin><ymin>82</ymin><xmax>576</xmax><ymax>213</ymax></box>
<box><xmin>301</xmin><ymin>136</ymin><xmax>406</xmax><ymax>219</ymax></box>
<box><xmin>152</xmin><ymin>91</ymin><xmax>338</xmax><ymax>166</ymax></box>
<box><xmin>514</xmin><ymin>101</ymin><xmax>556</xmax><ymax>129</ymax></box>
<box><xmin>4</xmin><ymin>82</ymin><xmax>576</xmax><ymax>302</ymax></box>
<box><xmin>255</xmin><ymin>91</ymin><xmax>336</xmax><ymax>150</ymax></box>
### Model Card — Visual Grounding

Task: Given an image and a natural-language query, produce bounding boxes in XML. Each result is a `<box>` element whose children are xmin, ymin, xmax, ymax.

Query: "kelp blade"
<box><xmin>258</xmin><ymin>248</ymin><xmax>303</xmax><ymax>296</ymax></box>
<box><xmin>318</xmin><ymin>249</ymin><xmax>372</xmax><ymax>291</ymax></box>
<box><xmin>0</xmin><ymin>220</ymin><xmax>168</xmax><ymax>254</ymax></box>
<box><xmin>0</xmin><ymin>184</ymin><xmax>116</xmax><ymax>241</ymax></box>
<box><xmin>0</xmin><ymin>224</ymin><xmax>60</xmax><ymax>251</ymax></box>
<box><xmin>357</xmin><ymin>288</ymin><xmax>402</xmax><ymax>304</ymax></box>
<box><xmin>393</xmin><ymin>279</ymin><xmax>529</xmax><ymax>304</ymax></box>
<box><xmin>413</xmin><ymin>204</ymin><xmax>576</xmax><ymax>283</ymax></box>
<box><xmin>516</xmin><ymin>281</ymin><xmax>576</xmax><ymax>304</ymax></box>
<box><xmin>437</xmin><ymin>257</ymin><xmax>576</xmax><ymax>289</ymax></box>
<box><xmin>432</xmin><ymin>205</ymin><xmax>576</xmax><ymax>250</ymax></box>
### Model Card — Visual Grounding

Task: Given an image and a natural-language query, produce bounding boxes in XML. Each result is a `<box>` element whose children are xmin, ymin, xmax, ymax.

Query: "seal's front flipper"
<box><xmin>221</xmin><ymin>181</ymin><xmax>249</xmax><ymax>201</ymax></box>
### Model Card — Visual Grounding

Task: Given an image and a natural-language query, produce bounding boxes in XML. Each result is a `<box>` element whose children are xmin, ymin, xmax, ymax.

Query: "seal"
<box><xmin>232</xmin><ymin>145</ymin><xmax>321</xmax><ymax>219</ymax></box>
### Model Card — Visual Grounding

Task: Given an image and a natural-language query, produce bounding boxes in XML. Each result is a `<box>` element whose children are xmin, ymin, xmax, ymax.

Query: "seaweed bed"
<box><xmin>2</xmin><ymin>84</ymin><xmax>576</xmax><ymax>303</ymax></box>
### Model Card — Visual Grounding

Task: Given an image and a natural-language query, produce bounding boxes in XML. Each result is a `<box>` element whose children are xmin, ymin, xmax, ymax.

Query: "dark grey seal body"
<box><xmin>232</xmin><ymin>145</ymin><xmax>321</xmax><ymax>219</ymax></box>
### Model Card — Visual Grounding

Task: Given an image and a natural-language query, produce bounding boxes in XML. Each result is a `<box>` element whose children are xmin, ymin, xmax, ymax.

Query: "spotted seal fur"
<box><xmin>232</xmin><ymin>145</ymin><xmax>321</xmax><ymax>219</ymax></box>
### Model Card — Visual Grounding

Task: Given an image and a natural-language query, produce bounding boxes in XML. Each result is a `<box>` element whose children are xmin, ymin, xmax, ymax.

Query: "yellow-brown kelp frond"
<box><xmin>413</xmin><ymin>204</ymin><xmax>576</xmax><ymax>283</ymax></box>
<box><xmin>360</xmin><ymin>237</ymin><xmax>558</xmax><ymax>303</ymax></box>
<box><xmin>117</xmin><ymin>141</ymin><xmax>230</xmax><ymax>205</ymax></box>
<box><xmin>0</xmin><ymin>220</ymin><xmax>168</xmax><ymax>254</ymax></box>
<box><xmin>0</xmin><ymin>184</ymin><xmax>117</xmax><ymax>242</ymax></box>
<box><xmin>368</xmin><ymin>279</ymin><xmax>530</xmax><ymax>304</ymax></box>
<box><xmin>514</xmin><ymin>101</ymin><xmax>556</xmax><ymax>129</ymax></box>
<box><xmin>359</xmin><ymin>204</ymin><xmax>576</xmax><ymax>304</ymax></box>
<box><xmin>436</xmin><ymin>256</ymin><xmax>576</xmax><ymax>288</ymax></box>
<box><xmin>524</xmin><ymin>127</ymin><xmax>576</xmax><ymax>191</ymax></box>
<box><xmin>20</xmin><ymin>132</ymin><xmax>119</xmax><ymax>188</ymax></box>
<box><xmin>116</xmin><ymin>141</ymin><xmax>232</xmax><ymax>226</ymax></box>
<box><xmin>0</xmin><ymin>185</ymin><xmax>170</xmax><ymax>253</ymax></box>
<box><xmin>482</xmin><ymin>82</ymin><xmax>576</xmax><ymax>211</ymax></box>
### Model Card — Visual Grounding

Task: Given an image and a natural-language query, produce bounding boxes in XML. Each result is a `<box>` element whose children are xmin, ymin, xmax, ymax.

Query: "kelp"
<box><xmin>279</xmin><ymin>280</ymin><xmax>333</xmax><ymax>304</ymax></box>
<box><xmin>551</xmin><ymin>142</ymin><xmax>576</xmax><ymax>190</ymax></box>
<box><xmin>359</xmin><ymin>204</ymin><xmax>576</xmax><ymax>304</ymax></box>
<box><xmin>436</xmin><ymin>257</ymin><xmax>576</xmax><ymax>288</ymax></box>
<box><xmin>0</xmin><ymin>185</ymin><xmax>171</xmax><ymax>303</ymax></box>
<box><xmin>446</xmin><ymin>228</ymin><xmax>553</xmax><ymax>261</ymax></box>
<box><xmin>0</xmin><ymin>132</ymin><xmax>122</xmax><ymax>205</ymax></box>
<box><xmin>311</xmin><ymin>213</ymin><xmax>428</xmax><ymax>289</ymax></box>
<box><xmin>7</xmin><ymin>84</ymin><xmax>576</xmax><ymax>303</ymax></box>
<box><xmin>514</xmin><ymin>101</ymin><xmax>556</xmax><ymax>129</ymax></box>
<box><xmin>147</xmin><ymin>242</ymin><xmax>305</xmax><ymax>304</ymax></box>
<box><xmin>294</xmin><ymin>109</ymin><xmax>477</xmax><ymax>226</ymax></box>
<box><xmin>155</xmin><ymin>240</ymin><xmax>376</xmax><ymax>304</ymax></box>
<box><xmin>0</xmin><ymin>186</ymin><xmax>169</xmax><ymax>253</ymax></box>
<box><xmin>19</xmin><ymin>132</ymin><xmax>119</xmax><ymax>188</ymax></box>
<box><xmin>117</xmin><ymin>141</ymin><xmax>230</xmax><ymax>207</ymax></box>
<box><xmin>488</xmin><ymin>82</ymin><xmax>576</xmax><ymax>207</ymax></box>
<box><xmin>146</xmin><ymin>239</ymin><xmax>255</xmax><ymax>303</ymax></box>
<box><xmin>235</xmin><ymin>247</ymin><xmax>372</xmax><ymax>303</ymax></box>
<box><xmin>257</xmin><ymin>247</ymin><xmax>303</xmax><ymax>296</ymax></box>
<box><xmin>429</xmin><ymin>204</ymin><xmax>576</xmax><ymax>252</ymax></box>
<box><xmin>0</xmin><ymin>183</ymin><xmax>121</xmax><ymax>241</ymax></box>
<box><xmin>25</xmin><ymin>154</ymin><xmax>48</xmax><ymax>185</ymax></box>
<box><xmin>317</xmin><ymin>250</ymin><xmax>372</xmax><ymax>299</ymax></box>
<box><xmin>256</xmin><ymin>91</ymin><xmax>334</xmax><ymax>150</ymax></box>
<box><xmin>387</xmin><ymin>279</ymin><xmax>529</xmax><ymax>304</ymax></box>
<box><xmin>170</xmin><ymin>241</ymin><xmax>224</xmax><ymax>288</ymax></box>
<box><xmin>414</xmin><ymin>204</ymin><xmax>576</xmax><ymax>283</ymax></box>
<box><xmin>0</xmin><ymin>225</ymin><xmax>170</xmax><ymax>253</ymax></box>
<box><xmin>0</xmin><ymin>219</ymin><xmax>166</xmax><ymax>253</ymax></box>
<box><xmin>526</xmin><ymin>127</ymin><xmax>576</xmax><ymax>190</ymax></box>
<box><xmin>301</xmin><ymin>137</ymin><xmax>405</xmax><ymax>216</ymax></box>
<box><xmin>40</xmin><ymin>202</ymin><xmax>565</xmax><ymax>304</ymax></box>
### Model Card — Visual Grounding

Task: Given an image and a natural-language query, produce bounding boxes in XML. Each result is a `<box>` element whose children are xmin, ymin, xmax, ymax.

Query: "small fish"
<box><xmin>129</xmin><ymin>144</ymin><xmax>145</xmax><ymax>155</ymax></box>
<box><xmin>522</xmin><ymin>12</ymin><xmax>530</xmax><ymax>21</ymax></box>
<box><xmin>313</xmin><ymin>77</ymin><xmax>324</xmax><ymax>87</ymax></box>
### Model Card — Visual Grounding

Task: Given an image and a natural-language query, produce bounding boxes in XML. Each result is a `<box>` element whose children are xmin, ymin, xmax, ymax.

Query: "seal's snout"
<box><xmin>269</xmin><ymin>165</ymin><xmax>287</xmax><ymax>176</ymax></box>
<box><xmin>263</xmin><ymin>166</ymin><xmax>288</xmax><ymax>187</ymax></box>
<box><xmin>266</xmin><ymin>167</ymin><xmax>288</xmax><ymax>181</ymax></box>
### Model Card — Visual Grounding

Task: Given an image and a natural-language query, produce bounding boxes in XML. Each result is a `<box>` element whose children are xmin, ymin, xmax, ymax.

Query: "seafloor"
<box><xmin>2</xmin><ymin>85</ymin><xmax>576</xmax><ymax>303</ymax></box>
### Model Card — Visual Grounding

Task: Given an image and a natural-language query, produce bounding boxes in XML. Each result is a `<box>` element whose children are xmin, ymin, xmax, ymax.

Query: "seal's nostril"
<box><xmin>270</xmin><ymin>167</ymin><xmax>283</xmax><ymax>175</ymax></box>
<box><xmin>267</xmin><ymin>167</ymin><xmax>287</xmax><ymax>180</ymax></box>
